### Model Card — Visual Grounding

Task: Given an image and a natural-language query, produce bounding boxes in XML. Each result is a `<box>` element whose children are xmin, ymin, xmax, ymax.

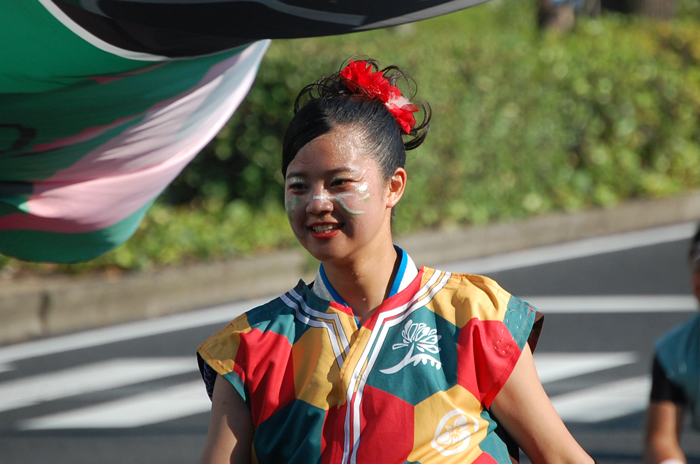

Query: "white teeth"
<box><xmin>311</xmin><ymin>224</ymin><xmax>336</xmax><ymax>233</ymax></box>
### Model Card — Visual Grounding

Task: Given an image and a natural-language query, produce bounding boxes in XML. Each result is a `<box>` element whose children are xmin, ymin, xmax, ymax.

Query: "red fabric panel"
<box><xmin>321</xmin><ymin>404</ymin><xmax>346</xmax><ymax>464</ymax></box>
<box><xmin>456</xmin><ymin>318</ymin><xmax>522</xmax><ymax>407</ymax></box>
<box><xmin>237</xmin><ymin>329</ymin><xmax>296</xmax><ymax>426</ymax></box>
<box><xmin>473</xmin><ymin>451</ymin><xmax>499</xmax><ymax>463</ymax></box>
<box><xmin>355</xmin><ymin>384</ymin><xmax>414</xmax><ymax>462</ymax></box>
<box><xmin>362</xmin><ymin>267</ymin><xmax>424</xmax><ymax>331</ymax></box>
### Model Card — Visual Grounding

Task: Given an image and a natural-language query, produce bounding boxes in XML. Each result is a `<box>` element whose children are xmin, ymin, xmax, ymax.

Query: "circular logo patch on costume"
<box><xmin>431</xmin><ymin>409</ymin><xmax>479</xmax><ymax>456</ymax></box>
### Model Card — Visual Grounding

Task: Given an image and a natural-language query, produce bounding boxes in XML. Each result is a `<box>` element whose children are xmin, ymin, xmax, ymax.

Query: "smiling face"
<box><xmin>284</xmin><ymin>126</ymin><xmax>405</xmax><ymax>265</ymax></box>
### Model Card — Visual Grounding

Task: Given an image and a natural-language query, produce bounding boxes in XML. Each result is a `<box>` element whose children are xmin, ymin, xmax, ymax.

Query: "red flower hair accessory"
<box><xmin>340</xmin><ymin>60</ymin><xmax>419</xmax><ymax>134</ymax></box>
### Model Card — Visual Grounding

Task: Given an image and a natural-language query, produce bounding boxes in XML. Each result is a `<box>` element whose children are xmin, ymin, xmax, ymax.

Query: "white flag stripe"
<box><xmin>18</xmin><ymin>381</ymin><xmax>210</xmax><ymax>430</ymax></box>
<box><xmin>534</xmin><ymin>352</ymin><xmax>637</xmax><ymax>384</ymax></box>
<box><xmin>0</xmin><ymin>358</ymin><xmax>197</xmax><ymax>413</ymax></box>
<box><xmin>520</xmin><ymin>295</ymin><xmax>696</xmax><ymax>313</ymax></box>
<box><xmin>441</xmin><ymin>222</ymin><xmax>696</xmax><ymax>274</ymax></box>
<box><xmin>551</xmin><ymin>376</ymin><xmax>652</xmax><ymax>423</ymax></box>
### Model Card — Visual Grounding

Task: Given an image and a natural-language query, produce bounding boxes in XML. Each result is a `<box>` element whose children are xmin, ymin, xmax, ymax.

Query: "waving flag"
<box><xmin>0</xmin><ymin>0</ymin><xmax>486</xmax><ymax>262</ymax></box>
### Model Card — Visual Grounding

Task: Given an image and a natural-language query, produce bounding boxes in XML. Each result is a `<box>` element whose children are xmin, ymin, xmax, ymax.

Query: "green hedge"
<box><xmin>4</xmin><ymin>1</ymin><xmax>700</xmax><ymax>274</ymax></box>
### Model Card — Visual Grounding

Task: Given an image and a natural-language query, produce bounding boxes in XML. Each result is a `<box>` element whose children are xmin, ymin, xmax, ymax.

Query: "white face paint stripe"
<box><xmin>290</xmin><ymin>175</ymin><xmax>371</xmax><ymax>215</ymax></box>
<box><xmin>334</xmin><ymin>194</ymin><xmax>366</xmax><ymax>215</ymax></box>
<box><xmin>308</xmin><ymin>192</ymin><xmax>369</xmax><ymax>215</ymax></box>
<box><xmin>342</xmin><ymin>270</ymin><xmax>451</xmax><ymax>464</ymax></box>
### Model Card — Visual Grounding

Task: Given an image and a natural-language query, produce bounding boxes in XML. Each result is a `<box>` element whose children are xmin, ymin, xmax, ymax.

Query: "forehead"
<box><xmin>287</xmin><ymin>128</ymin><xmax>379</xmax><ymax>175</ymax></box>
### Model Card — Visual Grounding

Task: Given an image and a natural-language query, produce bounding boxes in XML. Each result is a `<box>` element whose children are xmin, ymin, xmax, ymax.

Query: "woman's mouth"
<box><xmin>309</xmin><ymin>223</ymin><xmax>341</xmax><ymax>238</ymax></box>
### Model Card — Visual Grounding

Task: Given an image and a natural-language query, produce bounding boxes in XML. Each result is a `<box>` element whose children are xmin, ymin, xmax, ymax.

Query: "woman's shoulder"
<box><xmin>423</xmin><ymin>266</ymin><xmax>512</xmax><ymax>303</ymax></box>
<box><xmin>421</xmin><ymin>266</ymin><xmax>537</xmax><ymax>335</ymax></box>
<box><xmin>655</xmin><ymin>314</ymin><xmax>700</xmax><ymax>364</ymax></box>
<box><xmin>201</xmin><ymin>280</ymin><xmax>311</xmax><ymax>341</ymax></box>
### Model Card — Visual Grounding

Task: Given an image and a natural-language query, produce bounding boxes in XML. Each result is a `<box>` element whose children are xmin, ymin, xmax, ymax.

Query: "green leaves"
<box><xmin>6</xmin><ymin>2</ymin><xmax>700</xmax><ymax>273</ymax></box>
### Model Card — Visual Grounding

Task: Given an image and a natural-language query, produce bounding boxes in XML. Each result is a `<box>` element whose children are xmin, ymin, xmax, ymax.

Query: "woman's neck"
<box><xmin>322</xmin><ymin>243</ymin><xmax>400</xmax><ymax>323</ymax></box>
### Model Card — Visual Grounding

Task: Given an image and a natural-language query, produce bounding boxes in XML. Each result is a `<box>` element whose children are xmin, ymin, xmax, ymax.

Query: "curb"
<box><xmin>2</xmin><ymin>191</ymin><xmax>700</xmax><ymax>346</ymax></box>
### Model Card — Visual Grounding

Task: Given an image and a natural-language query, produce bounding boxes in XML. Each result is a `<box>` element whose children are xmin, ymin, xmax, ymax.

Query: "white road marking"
<box><xmin>521</xmin><ymin>295</ymin><xmax>697</xmax><ymax>314</ymax></box>
<box><xmin>0</xmin><ymin>297</ymin><xmax>266</xmax><ymax>365</ymax></box>
<box><xmin>551</xmin><ymin>375</ymin><xmax>652</xmax><ymax>423</ymax></box>
<box><xmin>1</xmin><ymin>224</ymin><xmax>694</xmax><ymax>365</ymax></box>
<box><xmin>441</xmin><ymin>222</ymin><xmax>697</xmax><ymax>274</ymax></box>
<box><xmin>18</xmin><ymin>381</ymin><xmax>210</xmax><ymax>430</ymax></box>
<box><xmin>0</xmin><ymin>358</ymin><xmax>197</xmax><ymax>413</ymax></box>
<box><xmin>534</xmin><ymin>352</ymin><xmax>637</xmax><ymax>384</ymax></box>
<box><xmin>3</xmin><ymin>352</ymin><xmax>649</xmax><ymax>429</ymax></box>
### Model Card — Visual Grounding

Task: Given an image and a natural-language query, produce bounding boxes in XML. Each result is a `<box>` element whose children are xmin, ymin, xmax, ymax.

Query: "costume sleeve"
<box><xmin>650</xmin><ymin>355</ymin><xmax>687</xmax><ymax>405</ymax></box>
<box><xmin>196</xmin><ymin>290</ymin><xmax>300</xmax><ymax>428</ymax></box>
<box><xmin>197</xmin><ymin>313</ymin><xmax>251</xmax><ymax>403</ymax></box>
<box><xmin>454</xmin><ymin>274</ymin><xmax>539</xmax><ymax>408</ymax></box>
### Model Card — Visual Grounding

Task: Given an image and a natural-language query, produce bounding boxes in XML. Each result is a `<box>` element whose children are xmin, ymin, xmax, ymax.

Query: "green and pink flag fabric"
<box><xmin>1</xmin><ymin>0</ymin><xmax>485</xmax><ymax>262</ymax></box>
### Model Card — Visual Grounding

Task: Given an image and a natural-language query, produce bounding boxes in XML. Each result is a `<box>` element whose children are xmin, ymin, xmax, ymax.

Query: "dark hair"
<box><xmin>690</xmin><ymin>223</ymin><xmax>700</xmax><ymax>261</ymax></box>
<box><xmin>281</xmin><ymin>58</ymin><xmax>431</xmax><ymax>179</ymax></box>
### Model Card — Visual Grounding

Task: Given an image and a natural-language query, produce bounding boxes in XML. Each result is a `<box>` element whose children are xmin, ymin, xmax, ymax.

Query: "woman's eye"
<box><xmin>330</xmin><ymin>178</ymin><xmax>350</xmax><ymax>188</ymax></box>
<box><xmin>287</xmin><ymin>182</ymin><xmax>306</xmax><ymax>191</ymax></box>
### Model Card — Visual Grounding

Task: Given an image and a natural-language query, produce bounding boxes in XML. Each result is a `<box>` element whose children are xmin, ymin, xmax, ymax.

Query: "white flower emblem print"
<box><xmin>379</xmin><ymin>319</ymin><xmax>442</xmax><ymax>374</ymax></box>
<box><xmin>431</xmin><ymin>409</ymin><xmax>479</xmax><ymax>456</ymax></box>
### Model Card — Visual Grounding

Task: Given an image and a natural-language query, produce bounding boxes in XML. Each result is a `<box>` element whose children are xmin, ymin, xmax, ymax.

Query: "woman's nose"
<box><xmin>307</xmin><ymin>190</ymin><xmax>333</xmax><ymax>214</ymax></box>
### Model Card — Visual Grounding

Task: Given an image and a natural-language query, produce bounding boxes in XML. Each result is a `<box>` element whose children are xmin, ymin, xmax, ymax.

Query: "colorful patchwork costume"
<box><xmin>198</xmin><ymin>252</ymin><xmax>540</xmax><ymax>463</ymax></box>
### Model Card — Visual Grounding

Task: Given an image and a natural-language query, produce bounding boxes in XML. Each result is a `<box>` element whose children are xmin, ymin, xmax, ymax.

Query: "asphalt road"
<box><xmin>1</xmin><ymin>225</ymin><xmax>699</xmax><ymax>464</ymax></box>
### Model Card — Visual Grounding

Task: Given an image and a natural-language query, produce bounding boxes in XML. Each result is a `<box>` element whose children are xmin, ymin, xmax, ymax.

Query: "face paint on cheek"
<box><xmin>356</xmin><ymin>182</ymin><xmax>371</xmax><ymax>202</ymax></box>
<box><xmin>334</xmin><ymin>193</ymin><xmax>366</xmax><ymax>215</ymax></box>
<box><xmin>285</xmin><ymin>196</ymin><xmax>303</xmax><ymax>218</ymax></box>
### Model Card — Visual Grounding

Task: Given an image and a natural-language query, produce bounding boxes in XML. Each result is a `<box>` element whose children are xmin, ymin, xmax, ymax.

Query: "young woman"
<box><xmin>197</xmin><ymin>58</ymin><xmax>595</xmax><ymax>464</ymax></box>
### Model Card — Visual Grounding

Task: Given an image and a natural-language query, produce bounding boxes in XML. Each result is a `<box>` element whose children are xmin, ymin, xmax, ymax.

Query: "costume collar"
<box><xmin>312</xmin><ymin>245</ymin><xmax>418</xmax><ymax>306</ymax></box>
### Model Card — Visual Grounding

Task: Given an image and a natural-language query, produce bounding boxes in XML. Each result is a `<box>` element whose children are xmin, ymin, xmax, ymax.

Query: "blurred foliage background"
<box><xmin>4</xmin><ymin>0</ymin><xmax>700</xmax><ymax>275</ymax></box>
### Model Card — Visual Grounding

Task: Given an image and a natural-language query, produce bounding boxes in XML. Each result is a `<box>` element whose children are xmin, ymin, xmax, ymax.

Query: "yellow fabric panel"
<box><xmin>327</xmin><ymin>306</ymin><xmax>360</xmax><ymax>342</ymax></box>
<box><xmin>292</xmin><ymin>325</ymin><xmax>345</xmax><ymax>410</ymax></box>
<box><xmin>197</xmin><ymin>314</ymin><xmax>251</xmax><ymax>376</ymax></box>
<box><xmin>409</xmin><ymin>385</ymin><xmax>488</xmax><ymax>463</ymax></box>
<box><xmin>424</xmin><ymin>271</ymin><xmax>512</xmax><ymax>328</ymax></box>
<box><xmin>338</xmin><ymin>326</ymin><xmax>372</xmax><ymax>394</ymax></box>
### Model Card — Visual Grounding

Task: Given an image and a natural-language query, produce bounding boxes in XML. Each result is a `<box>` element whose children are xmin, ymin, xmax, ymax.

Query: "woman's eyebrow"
<box><xmin>330</xmin><ymin>168</ymin><xmax>359</xmax><ymax>176</ymax></box>
<box><xmin>286</xmin><ymin>167</ymin><xmax>356</xmax><ymax>179</ymax></box>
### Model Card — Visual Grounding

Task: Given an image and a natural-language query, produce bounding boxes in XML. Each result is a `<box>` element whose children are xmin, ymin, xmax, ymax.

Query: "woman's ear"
<box><xmin>386</xmin><ymin>167</ymin><xmax>407</xmax><ymax>208</ymax></box>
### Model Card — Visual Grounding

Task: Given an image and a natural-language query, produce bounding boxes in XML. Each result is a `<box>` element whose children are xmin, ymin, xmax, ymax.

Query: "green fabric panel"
<box><xmin>1</xmin><ymin>0</ymin><xmax>147</xmax><ymax>93</ymax></box>
<box><xmin>0</xmin><ymin>45</ymin><xmax>246</xmax><ymax>181</ymax></box>
<box><xmin>254</xmin><ymin>400</ymin><xmax>325</xmax><ymax>464</ymax></box>
<box><xmin>222</xmin><ymin>371</ymin><xmax>248</xmax><ymax>403</ymax></box>
<box><xmin>244</xmin><ymin>296</ymin><xmax>301</xmax><ymax>346</ymax></box>
<box><xmin>0</xmin><ymin>201</ymin><xmax>152</xmax><ymax>263</ymax></box>
<box><xmin>0</xmin><ymin>193</ymin><xmax>31</xmax><ymax>214</ymax></box>
<box><xmin>0</xmin><ymin>200</ymin><xmax>24</xmax><ymax>217</ymax></box>
<box><xmin>368</xmin><ymin>307</ymin><xmax>459</xmax><ymax>406</ymax></box>
<box><xmin>0</xmin><ymin>114</ymin><xmax>147</xmax><ymax>181</ymax></box>
<box><xmin>502</xmin><ymin>296</ymin><xmax>537</xmax><ymax>351</ymax></box>
<box><xmin>477</xmin><ymin>410</ymin><xmax>512</xmax><ymax>464</ymax></box>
